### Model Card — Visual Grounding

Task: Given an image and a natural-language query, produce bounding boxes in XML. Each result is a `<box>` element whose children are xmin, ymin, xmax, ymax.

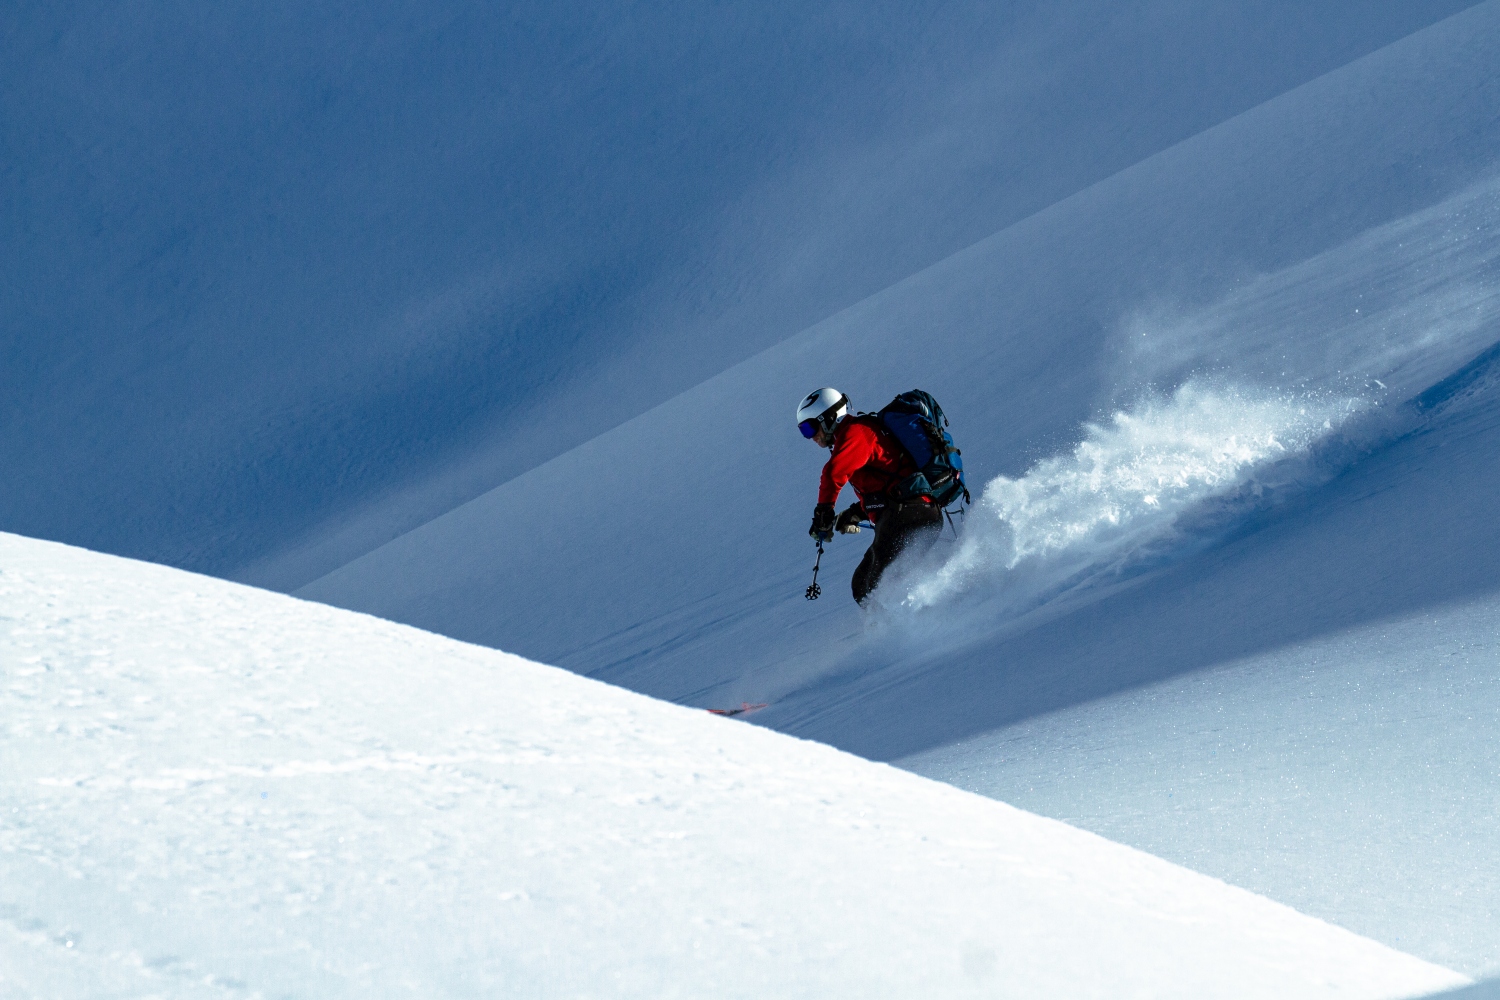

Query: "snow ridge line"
<box><xmin>30</xmin><ymin>749</ymin><xmax>733</xmax><ymax>790</ymax></box>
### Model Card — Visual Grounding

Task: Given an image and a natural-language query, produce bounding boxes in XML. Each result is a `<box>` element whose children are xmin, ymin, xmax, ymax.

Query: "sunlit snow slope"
<box><xmin>0</xmin><ymin>532</ymin><xmax>1468</xmax><ymax>998</ymax></box>
<box><xmin>301</xmin><ymin>2</ymin><xmax>1500</xmax><ymax>978</ymax></box>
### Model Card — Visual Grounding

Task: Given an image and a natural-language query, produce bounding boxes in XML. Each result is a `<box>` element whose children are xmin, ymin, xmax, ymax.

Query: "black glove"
<box><xmin>835</xmin><ymin>504</ymin><xmax>865</xmax><ymax>534</ymax></box>
<box><xmin>809</xmin><ymin>503</ymin><xmax>836</xmax><ymax>542</ymax></box>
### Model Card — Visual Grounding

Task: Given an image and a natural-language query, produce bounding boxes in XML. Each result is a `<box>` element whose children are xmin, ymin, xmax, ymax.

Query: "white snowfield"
<box><xmin>0</xmin><ymin>533</ymin><xmax>1468</xmax><ymax>999</ymax></box>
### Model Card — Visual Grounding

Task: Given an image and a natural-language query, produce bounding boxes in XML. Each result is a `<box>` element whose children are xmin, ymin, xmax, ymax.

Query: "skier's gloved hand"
<box><xmin>835</xmin><ymin>504</ymin><xmax>864</xmax><ymax>534</ymax></box>
<box><xmin>809</xmin><ymin>503</ymin><xmax>836</xmax><ymax>543</ymax></box>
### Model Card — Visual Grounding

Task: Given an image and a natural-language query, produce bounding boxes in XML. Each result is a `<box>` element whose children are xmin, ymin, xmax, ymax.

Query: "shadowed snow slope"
<box><xmin>300</xmin><ymin>3</ymin><xmax>1500</xmax><ymax>977</ymax></box>
<box><xmin>302</xmin><ymin>4</ymin><xmax>1500</xmax><ymax>689</ymax></box>
<box><xmin>1</xmin><ymin>1</ymin><xmax>1475</xmax><ymax>587</ymax></box>
<box><xmin>0</xmin><ymin>532</ymin><xmax>1467</xmax><ymax>998</ymax></box>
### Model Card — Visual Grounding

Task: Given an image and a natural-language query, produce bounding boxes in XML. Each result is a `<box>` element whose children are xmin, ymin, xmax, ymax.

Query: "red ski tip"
<box><xmin>707</xmin><ymin>702</ymin><xmax>769</xmax><ymax>717</ymax></box>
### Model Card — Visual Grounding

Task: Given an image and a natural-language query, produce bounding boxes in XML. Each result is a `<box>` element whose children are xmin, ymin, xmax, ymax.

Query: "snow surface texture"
<box><xmin>1438</xmin><ymin>984</ymin><xmax>1500</xmax><ymax>999</ymax></box>
<box><xmin>302</xmin><ymin>4</ymin><xmax>1500</xmax><ymax>977</ymax></box>
<box><xmin>1</xmin><ymin>1</ymin><xmax>1475</xmax><ymax>585</ymax></box>
<box><xmin>0</xmin><ymin>533</ymin><xmax>1468</xmax><ymax>998</ymax></box>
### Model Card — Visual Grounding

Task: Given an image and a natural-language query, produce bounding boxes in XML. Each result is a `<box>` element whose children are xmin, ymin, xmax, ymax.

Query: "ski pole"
<box><xmin>805</xmin><ymin>540</ymin><xmax>824</xmax><ymax>600</ymax></box>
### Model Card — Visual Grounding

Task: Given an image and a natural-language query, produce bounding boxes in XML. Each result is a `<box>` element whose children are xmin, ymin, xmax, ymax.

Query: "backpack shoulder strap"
<box><xmin>845</xmin><ymin>412</ymin><xmax>903</xmax><ymax>450</ymax></box>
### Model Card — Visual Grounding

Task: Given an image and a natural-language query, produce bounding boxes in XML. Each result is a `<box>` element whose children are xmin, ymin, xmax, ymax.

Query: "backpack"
<box><xmin>873</xmin><ymin>389</ymin><xmax>970</xmax><ymax>507</ymax></box>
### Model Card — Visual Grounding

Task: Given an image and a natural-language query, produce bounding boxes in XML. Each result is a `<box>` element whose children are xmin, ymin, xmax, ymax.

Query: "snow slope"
<box><xmin>815</xmin><ymin>343</ymin><xmax>1500</xmax><ymax>972</ymax></box>
<box><xmin>0</xmin><ymin>532</ymin><xmax>1466</xmax><ymax>998</ymax></box>
<box><xmin>11</xmin><ymin>2</ymin><xmax>1500</xmax><ymax>993</ymax></box>
<box><xmin>300</xmin><ymin>2</ymin><xmax>1500</xmax><ymax>976</ymax></box>
<box><xmin>302</xmin><ymin>3</ymin><xmax>1500</xmax><ymax>689</ymax></box>
<box><xmin>1</xmin><ymin>1</ymin><xmax>1473</xmax><ymax>587</ymax></box>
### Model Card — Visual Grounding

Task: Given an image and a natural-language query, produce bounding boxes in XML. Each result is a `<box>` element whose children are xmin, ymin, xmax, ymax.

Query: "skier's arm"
<box><xmin>818</xmin><ymin>423</ymin><xmax>877</xmax><ymax>505</ymax></box>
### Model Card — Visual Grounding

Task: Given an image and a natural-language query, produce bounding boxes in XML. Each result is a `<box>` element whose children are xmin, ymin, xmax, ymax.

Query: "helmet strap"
<box><xmin>821</xmin><ymin>396</ymin><xmax>849</xmax><ymax>438</ymax></box>
<box><xmin>818</xmin><ymin>410</ymin><xmax>841</xmax><ymax>445</ymax></box>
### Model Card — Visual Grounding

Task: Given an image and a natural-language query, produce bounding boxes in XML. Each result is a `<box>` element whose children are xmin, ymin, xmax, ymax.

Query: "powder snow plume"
<box><xmin>899</xmin><ymin>383</ymin><xmax>1367</xmax><ymax>616</ymax></box>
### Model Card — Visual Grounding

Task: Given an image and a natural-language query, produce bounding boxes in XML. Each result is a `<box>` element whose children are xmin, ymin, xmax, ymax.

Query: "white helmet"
<box><xmin>796</xmin><ymin>387</ymin><xmax>849</xmax><ymax>439</ymax></box>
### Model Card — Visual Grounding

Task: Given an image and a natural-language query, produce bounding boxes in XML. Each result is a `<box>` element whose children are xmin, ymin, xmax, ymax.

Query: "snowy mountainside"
<box><xmin>1</xmin><ymin>1</ymin><xmax>1474</xmax><ymax>588</ymax></box>
<box><xmin>300</xmin><ymin>3</ymin><xmax>1500</xmax><ymax>976</ymax></box>
<box><xmin>301</xmin><ymin>2</ymin><xmax>1500</xmax><ymax>682</ymax></box>
<box><xmin>0</xmin><ymin>532</ymin><xmax>1467</xmax><ymax>998</ymax></box>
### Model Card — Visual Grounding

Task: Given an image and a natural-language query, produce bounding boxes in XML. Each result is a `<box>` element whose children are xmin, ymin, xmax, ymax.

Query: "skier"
<box><xmin>797</xmin><ymin>387</ymin><xmax>945</xmax><ymax>605</ymax></box>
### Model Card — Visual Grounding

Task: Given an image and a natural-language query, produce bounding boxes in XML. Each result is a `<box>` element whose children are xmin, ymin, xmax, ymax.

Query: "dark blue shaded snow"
<box><xmin>0</xmin><ymin>0</ymin><xmax>1476</xmax><ymax>586</ymax></box>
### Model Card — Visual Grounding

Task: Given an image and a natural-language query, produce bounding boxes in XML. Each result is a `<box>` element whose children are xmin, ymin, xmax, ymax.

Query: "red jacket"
<box><xmin>818</xmin><ymin>418</ymin><xmax>917</xmax><ymax>513</ymax></box>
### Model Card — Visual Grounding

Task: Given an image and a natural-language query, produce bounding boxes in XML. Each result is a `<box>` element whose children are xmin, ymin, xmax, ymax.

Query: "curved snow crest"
<box><xmin>0</xmin><ymin>531</ymin><xmax>1468</xmax><ymax>998</ymax></box>
<box><xmin>902</xmin><ymin>382</ymin><xmax>1367</xmax><ymax>613</ymax></box>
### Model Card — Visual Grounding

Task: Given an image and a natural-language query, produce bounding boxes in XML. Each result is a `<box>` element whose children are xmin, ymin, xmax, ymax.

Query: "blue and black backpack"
<box><xmin>871</xmin><ymin>390</ymin><xmax>970</xmax><ymax>508</ymax></box>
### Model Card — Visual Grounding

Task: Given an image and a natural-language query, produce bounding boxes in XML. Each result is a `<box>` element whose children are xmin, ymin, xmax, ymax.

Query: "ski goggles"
<box><xmin>798</xmin><ymin>419</ymin><xmax>820</xmax><ymax>439</ymax></box>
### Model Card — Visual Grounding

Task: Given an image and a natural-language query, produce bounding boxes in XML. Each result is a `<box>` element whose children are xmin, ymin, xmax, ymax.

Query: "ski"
<box><xmin>707</xmin><ymin>702</ymin><xmax>768</xmax><ymax>717</ymax></box>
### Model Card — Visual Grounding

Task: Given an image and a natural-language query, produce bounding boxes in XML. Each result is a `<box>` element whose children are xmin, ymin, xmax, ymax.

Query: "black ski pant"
<box><xmin>851</xmin><ymin>501</ymin><xmax>944</xmax><ymax>605</ymax></box>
